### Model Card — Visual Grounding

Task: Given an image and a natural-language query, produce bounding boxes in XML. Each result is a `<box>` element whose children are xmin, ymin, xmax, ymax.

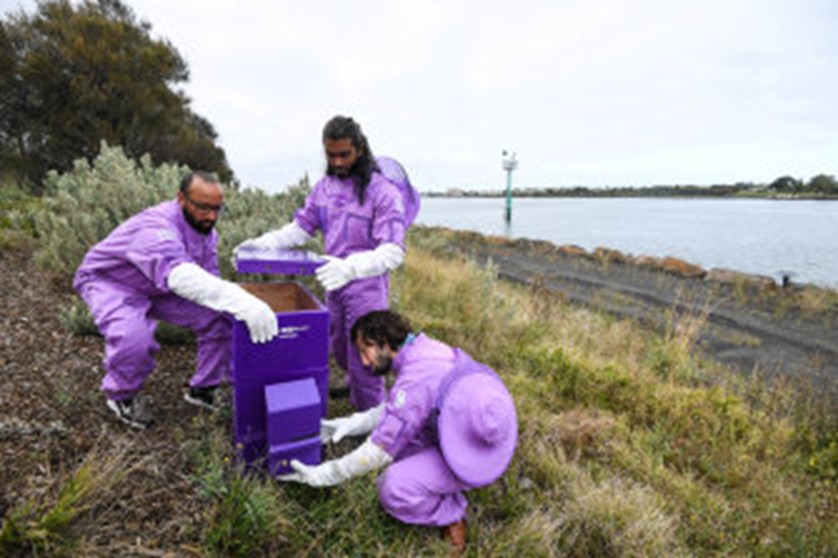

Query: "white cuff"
<box><xmin>345</xmin><ymin>243</ymin><xmax>404</xmax><ymax>279</ymax></box>
<box><xmin>334</xmin><ymin>439</ymin><xmax>393</xmax><ymax>481</ymax></box>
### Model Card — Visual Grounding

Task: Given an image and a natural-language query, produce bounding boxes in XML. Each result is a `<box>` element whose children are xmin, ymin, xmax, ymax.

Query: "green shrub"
<box><xmin>32</xmin><ymin>142</ymin><xmax>313</xmax><ymax>291</ymax></box>
<box><xmin>32</xmin><ymin>143</ymin><xmax>186</xmax><ymax>288</ymax></box>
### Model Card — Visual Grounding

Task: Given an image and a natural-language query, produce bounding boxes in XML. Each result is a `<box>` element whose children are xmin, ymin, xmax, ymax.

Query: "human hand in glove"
<box><xmin>279</xmin><ymin>440</ymin><xmax>393</xmax><ymax>487</ymax></box>
<box><xmin>315</xmin><ymin>255</ymin><xmax>356</xmax><ymax>291</ymax></box>
<box><xmin>315</xmin><ymin>244</ymin><xmax>405</xmax><ymax>291</ymax></box>
<box><xmin>280</xmin><ymin>459</ymin><xmax>342</xmax><ymax>487</ymax></box>
<box><xmin>166</xmin><ymin>263</ymin><xmax>278</xmax><ymax>344</ymax></box>
<box><xmin>233</xmin><ymin>222</ymin><xmax>313</xmax><ymax>258</ymax></box>
<box><xmin>235</xmin><ymin>296</ymin><xmax>278</xmax><ymax>344</ymax></box>
<box><xmin>320</xmin><ymin>404</ymin><xmax>384</xmax><ymax>444</ymax></box>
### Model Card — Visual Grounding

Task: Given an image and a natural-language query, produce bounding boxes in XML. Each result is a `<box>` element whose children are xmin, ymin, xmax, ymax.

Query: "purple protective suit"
<box><xmin>370</xmin><ymin>334</ymin><xmax>472</xmax><ymax>526</ymax></box>
<box><xmin>295</xmin><ymin>172</ymin><xmax>406</xmax><ymax>410</ymax></box>
<box><xmin>73</xmin><ymin>200</ymin><xmax>231</xmax><ymax>401</ymax></box>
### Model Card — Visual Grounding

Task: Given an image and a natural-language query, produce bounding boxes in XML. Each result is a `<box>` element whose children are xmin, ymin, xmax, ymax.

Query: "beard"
<box><xmin>183</xmin><ymin>208</ymin><xmax>215</xmax><ymax>235</ymax></box>
<box><xmin>371</xmin><ymin>353</ymin><xmax>393</xmax><ymax>376</ymax></box>
<box><xmin>326</xmin><ymin>159</ymin><xmax>359</xmax><ymax>179</ymax></box>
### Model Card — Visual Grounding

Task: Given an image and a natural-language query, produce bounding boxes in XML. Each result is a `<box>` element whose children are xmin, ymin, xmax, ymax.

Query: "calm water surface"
<box><xmin>415</xmin><ymin>197</ymin><xmax>838</xmax><ymax>287</ymax></box>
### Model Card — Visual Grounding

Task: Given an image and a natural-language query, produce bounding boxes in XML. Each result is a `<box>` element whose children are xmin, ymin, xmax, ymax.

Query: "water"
<box><xmin>415</xmin><ymin>197</ymin><xmax>838</xmax><ymax>287</ymax></box>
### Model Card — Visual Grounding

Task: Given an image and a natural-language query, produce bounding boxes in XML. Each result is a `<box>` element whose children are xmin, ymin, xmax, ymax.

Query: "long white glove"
<box><xmin>320</xmin><ymin>404</ymin><xmax>384</xmax><ymax>444</ymax></box>
<box><xmin>167</xmin><ymin>263</ymin><xmax>278</xmax><ymax>343</ymax></box>
<box><xmin>279</xmin><ymin>439</ymin><xmax>393</xmax><ymax>487</ymax></box>
<box><xmin>315</xmin><ymin>243</ymin><xmax>404</xmax><ymax>291</ymax></box>
<box><xmin>234</xmin><ymin>221</ymin><xmax>312</xmax><ymax>255</ymax></box>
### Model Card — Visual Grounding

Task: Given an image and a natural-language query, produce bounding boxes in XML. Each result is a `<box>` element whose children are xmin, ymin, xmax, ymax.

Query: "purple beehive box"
<box><xmin>235</xmin><ymin>247</ymin><xmax>325</xmax><ymax>276</ymax></box>
<box><xmin>265</xmin><ymin>378</ymin><xmax>321</xmax><ymax>446</ymax></box>
<box><xmin>231</xmin><ymin>281</ymin><xmax>329</xmax><ymax>465</ymax></box>
<box><xmin>268</xmin><ymin>436</ymin><xmax>322</xmax><ymax>476</ymax></box>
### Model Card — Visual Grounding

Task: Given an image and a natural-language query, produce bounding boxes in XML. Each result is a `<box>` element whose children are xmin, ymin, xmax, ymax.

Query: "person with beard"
<box><xmin>73</xmin><ymin>171</ymin><xmax>278</xmax><ymax>429</ymax></box>
<box><xmin>279</xmin><ymin>310</ymin><xmax>518</xmax><ymax>554</ymax></box>
<box><xmin>235</xmin><ymin>116</ymin><xmax>407</xmax><ymax>411</ymax></box>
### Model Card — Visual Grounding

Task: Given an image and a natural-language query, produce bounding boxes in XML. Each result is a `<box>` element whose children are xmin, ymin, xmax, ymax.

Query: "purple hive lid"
<box><xmin>235</xmin><ymin>247</ymin><xmax>326</xmax><ymax>275</ymax></box>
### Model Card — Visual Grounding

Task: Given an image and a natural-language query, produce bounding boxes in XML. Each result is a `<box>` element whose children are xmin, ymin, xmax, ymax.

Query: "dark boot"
<box><xmin>440</xmin><ymin>519</ymin><xmax>467</xmax><ymax>554</ymax></box>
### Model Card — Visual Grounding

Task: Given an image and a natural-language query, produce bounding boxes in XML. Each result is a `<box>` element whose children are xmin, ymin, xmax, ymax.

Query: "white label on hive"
<box><xmin>278</xmin><ymin>325</ymin><xmax>311</xmax><ymax>339</ymax></box>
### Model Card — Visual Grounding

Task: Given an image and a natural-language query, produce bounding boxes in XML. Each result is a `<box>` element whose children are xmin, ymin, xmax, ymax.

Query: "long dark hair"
<box><xmin>351</xmin><ymin>310</ymin><xmax>412</xmax><ymax>351</ymax></box>
<box><xmin>322</xmin><ymin>115</ymin><xmax>379</xmax><ymax>204</ymax></box>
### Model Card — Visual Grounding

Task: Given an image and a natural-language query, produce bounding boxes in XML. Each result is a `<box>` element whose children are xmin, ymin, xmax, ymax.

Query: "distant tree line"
<box><xmin>428</xmin><ymin>174</ymin><xmax>838</xmax><ymax>198</ymax></box>
<box><xmin>0</xmin><ymin>0</ymin><xmax>233</xmax><ymax>194</ymax></box>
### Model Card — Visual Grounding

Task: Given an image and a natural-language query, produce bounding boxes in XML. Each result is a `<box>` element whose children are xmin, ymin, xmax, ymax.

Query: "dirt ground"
<box><xmin>0</xmin><ymin>247</ymin><xmax>216</xmax><ymax>554</ymax></box>
<box><xmin>2</xmin><ymin>237</ymin><xmax>836</xmax><ymax>553</ymax></box>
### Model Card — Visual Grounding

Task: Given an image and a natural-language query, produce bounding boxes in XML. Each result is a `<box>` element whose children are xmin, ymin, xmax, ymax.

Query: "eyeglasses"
<box><xmin>185</xmin><ymin>194</ymin><xmax>225</xmax><ymax>215</ymax></box>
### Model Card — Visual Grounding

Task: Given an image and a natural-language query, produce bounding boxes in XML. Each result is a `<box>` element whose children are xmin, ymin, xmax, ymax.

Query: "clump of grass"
<box><xmin>556</xmin><ymin>474</ymin><xmax>684</xmax><ymax>557</ymax></box>
<box><xmin>184</xmin><ymin>424</ymin><xmax>294</xmax><ymax>557</ymax></box>
<box><xmin>0</xmin><ymin>441</ymin><xmax>138</xmax><ymax>557</ymax></box>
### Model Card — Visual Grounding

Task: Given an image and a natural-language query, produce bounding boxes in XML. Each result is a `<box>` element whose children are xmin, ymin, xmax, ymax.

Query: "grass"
<box><xmin>2</xmin><ymin>182</ymin><xmax>835</xmax><ymax>555</ymax></box>
<box><xmin>0</xmin><ymin>440</ymin><xmax>140</xmax><ymax>557</ymax></box>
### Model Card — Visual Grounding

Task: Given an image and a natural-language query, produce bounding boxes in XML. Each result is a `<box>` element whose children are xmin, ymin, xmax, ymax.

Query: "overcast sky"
<box><xmin>3</xmin><ymin>0</ymin><xmax>837</xmax><ymax>193</ymax></box>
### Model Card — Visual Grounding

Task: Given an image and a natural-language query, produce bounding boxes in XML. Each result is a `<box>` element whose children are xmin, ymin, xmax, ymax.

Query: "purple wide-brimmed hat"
<box><xmin>438</xmin><ymin>363</ymin><xmax>517</xmax><ymax>488</ymax></box>
<box><xmin>377</xmin><ymin>156</ymin><xmax>421</xmax><ymax>227</ymax></box>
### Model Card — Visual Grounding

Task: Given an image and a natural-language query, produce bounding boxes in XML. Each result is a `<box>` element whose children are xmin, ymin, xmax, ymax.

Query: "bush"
<box><xmin>31</xmin><ymin>142</ymin><xmax>312</xmax><ymax>287</ymax></box>
<box><xmin>32</xmin><ymin>142</ymin><xmax>186</xmax><ymax>288</ymax></box>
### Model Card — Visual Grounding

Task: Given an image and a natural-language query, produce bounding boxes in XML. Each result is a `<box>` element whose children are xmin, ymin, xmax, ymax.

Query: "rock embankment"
<box><xmin>425</xmin><ymin>227</ymin><xmax>838</xmax><ymax>396</ymax></box>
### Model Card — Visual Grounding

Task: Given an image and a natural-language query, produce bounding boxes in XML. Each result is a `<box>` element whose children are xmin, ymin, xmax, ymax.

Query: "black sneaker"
<box><xmin>184</xmin><ymin>385</ymin><xmax>227</xmax><ymax>411</ymax></box>
<box><xmin>106</xmin><ymin>397</ymin><xmax>154</xmax><ymax>429</ymax></box>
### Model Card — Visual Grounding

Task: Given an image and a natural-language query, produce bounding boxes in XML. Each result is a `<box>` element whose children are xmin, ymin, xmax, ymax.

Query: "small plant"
<box><xmin>0</xmin><ymin>442</ymin><xmax>136</xmax><ymax>556</ymax></box>
<box><xmin>185</xmin><ymin>427</ymin><xmax>293</xmax><ymax>557</ymax></box>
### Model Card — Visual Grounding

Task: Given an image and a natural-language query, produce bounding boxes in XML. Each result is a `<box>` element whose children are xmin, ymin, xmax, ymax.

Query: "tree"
<box><xmin>1</xmin><ymin>0</ymin><xmax>233</xmax><ymax>191</ymax></box>
<box><xmin>806</xmin><ymin>174</ymin><xmax>837</xmax><ymax>195</ymax></box>
<box><xmin>767</xmin><ymin>175</ymin><xmax>802</xmax><ymax>193</ymax></box>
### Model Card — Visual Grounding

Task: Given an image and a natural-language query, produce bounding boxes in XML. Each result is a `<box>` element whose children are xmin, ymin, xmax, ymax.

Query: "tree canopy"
<box><xmin>1</xmin><ymin>0</ymin><xmax>233</xmax><ymax>192</ymax></box>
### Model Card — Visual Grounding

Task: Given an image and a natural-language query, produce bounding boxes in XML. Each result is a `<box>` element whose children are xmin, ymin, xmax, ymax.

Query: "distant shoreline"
<box><xmin>422</xmin><ymin>191</ymin><xmax>838</xmax><ymax>200</ymax></box>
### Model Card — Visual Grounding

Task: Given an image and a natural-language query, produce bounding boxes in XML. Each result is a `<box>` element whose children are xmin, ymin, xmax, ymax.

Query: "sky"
<box><xmin>2</xmin><ymin>0</ymin><xmax>837</xmax><ymax>193</ymax></box>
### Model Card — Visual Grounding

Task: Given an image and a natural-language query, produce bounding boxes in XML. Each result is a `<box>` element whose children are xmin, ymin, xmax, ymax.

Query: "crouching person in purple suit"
<box><xmin>74</xmin><ymin>171</ymin><xmax>279</xmax><ymax>429</ymax></box>
<box><xmin>280</xmin><ymin>310</ymin><xmax>518</xmax><ymax>554</ymax></box>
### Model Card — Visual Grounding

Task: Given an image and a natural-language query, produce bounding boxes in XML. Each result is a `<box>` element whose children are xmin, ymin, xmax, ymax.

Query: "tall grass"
<box><xmin>179</xmin><ymin>242</ymin><xmax>835</xmax><ymax>556</ymax></box>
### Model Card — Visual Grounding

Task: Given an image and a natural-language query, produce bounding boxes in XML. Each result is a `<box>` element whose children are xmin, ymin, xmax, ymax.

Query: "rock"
<box><xmin>706</xmin><ymin>268</ymin><xmax>777</xmax><ymax>291</ymax></box>
<box><xmin>632</xmin><ymin>254</ymin><xmax>662</xmax><ymax>268</ymax></box>
<box><xmin>660</xmin><ymin>256</ymin><xmax>706</xmax><ymax>278</ymax></box>
<box><xmin>557</xmin><ymin>244</ymin><xmax>587</xmax><ymax>257</ymax></box>
<box><xmin>593</xmin><ymin>247</ymin><xmax>629</xmax><ymax>264</ymax></box>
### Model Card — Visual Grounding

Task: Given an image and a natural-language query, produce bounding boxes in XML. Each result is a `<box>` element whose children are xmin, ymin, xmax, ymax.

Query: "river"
<box><xmin>414</xmin><ymin>197</ymin><xmax>837</xmax><ymax>287</ymax></box>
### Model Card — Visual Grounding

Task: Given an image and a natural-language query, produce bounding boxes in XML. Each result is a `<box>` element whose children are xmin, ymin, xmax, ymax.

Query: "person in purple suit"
<box><xmin>235</xmin><ymin>116</ymin><xmax>407</xmax><ymax>411</ymax></box>
<box><xmin>281</xmin><ymin>310</ymin><xmax>518</xmax><ymax>554</ymax></box>
<box><xmin>74</xmin><ymin>171</ymin><xmax>279</xmax><ymax>429</ymax></box>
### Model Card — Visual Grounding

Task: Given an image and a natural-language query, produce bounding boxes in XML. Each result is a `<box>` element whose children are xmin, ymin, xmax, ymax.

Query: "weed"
<box><xmin>0</xmin><ymin>441</ymin><xmax>138</xmax><ymax>557</ymax></box>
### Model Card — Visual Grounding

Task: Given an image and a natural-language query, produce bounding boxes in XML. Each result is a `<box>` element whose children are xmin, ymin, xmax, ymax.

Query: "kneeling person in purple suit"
<box><xmin>281</xmin><ymin>310</ymin><xmax>518</xmax><ymax>553</ymax></box>
<box><xmin>74</xmin><ymin>172</ymin><xmax>279</xmax><ymax>429</ymax></box>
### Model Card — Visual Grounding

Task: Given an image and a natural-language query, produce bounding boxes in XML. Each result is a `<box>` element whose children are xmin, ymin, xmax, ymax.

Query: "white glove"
<box><xmin>234</xmin><ymin>221</ymin><xmax>312</xmax><ymax>256</ymax></box>
<box><xmin>320</xmin><ymin>404</ymin><xmax>384</xmax><ymax>444</ymax></box>
<box><xmin>167</xmin><ymin>263</ymin><xmax>278</xmax><ymax>343</ymax></box>
<box><xmin>279</xmin><ymin>439</ymin><xmax>392</xmax><ymax>487</ymax></box>
<box><xmin>315</xmin><ymin>243</ymin><xmax>404</xmax><ymax>291</ymax></box>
